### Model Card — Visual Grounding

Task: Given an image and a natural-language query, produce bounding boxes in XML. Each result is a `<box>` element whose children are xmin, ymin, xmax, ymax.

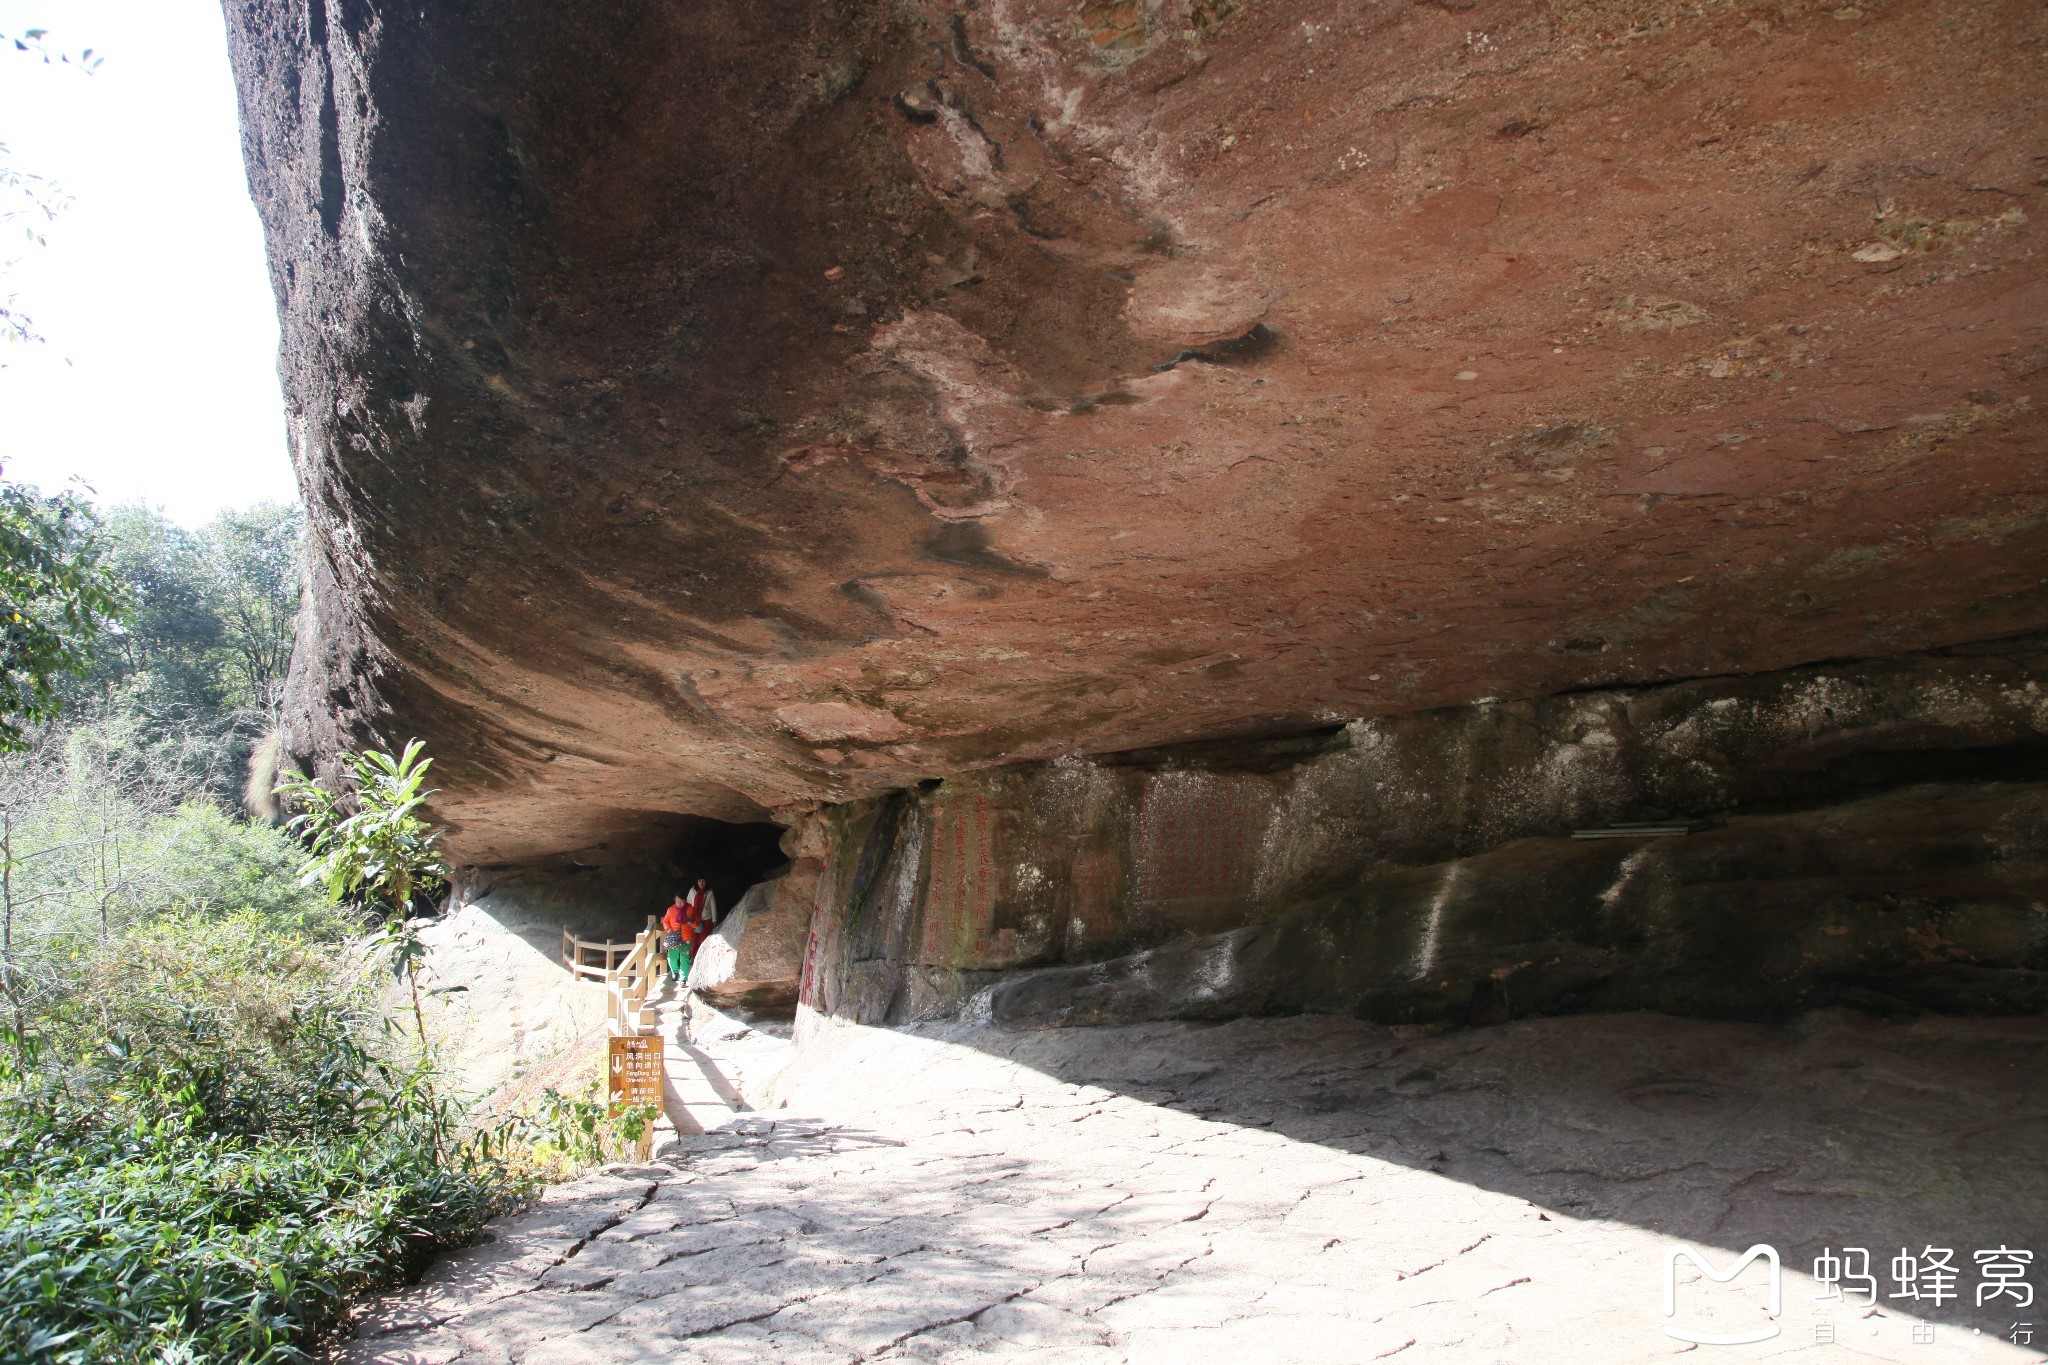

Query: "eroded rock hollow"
<box><xmin>226</xmin><ymin>0</ymin><xmax>2048</xmax><ymax>1028</ymax></box>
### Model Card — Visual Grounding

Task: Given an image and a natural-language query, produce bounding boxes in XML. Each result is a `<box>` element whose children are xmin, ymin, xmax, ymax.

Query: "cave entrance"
<box><xmin>465</xmin><ymin>815</ymin><xmax>791</xmax><ymax>949</ymax></box>
<box><xmin>664</xmin><ymin>817</ymin><xmax>789</xmax><ymax>919</ymax></box>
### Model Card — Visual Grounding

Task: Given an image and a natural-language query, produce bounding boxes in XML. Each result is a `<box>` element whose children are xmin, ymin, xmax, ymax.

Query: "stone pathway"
<box><xmin>337</xmin><ymin>1010</ymin><xmax>2048</xmax><ymax>1364</ymax></box>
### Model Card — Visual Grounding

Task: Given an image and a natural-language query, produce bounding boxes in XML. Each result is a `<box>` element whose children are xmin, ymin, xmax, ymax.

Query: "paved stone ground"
<box><xmin>337</xmin><ymin>1009</ymin><xmax>2048</xmax><ymax>1364</ymax></box>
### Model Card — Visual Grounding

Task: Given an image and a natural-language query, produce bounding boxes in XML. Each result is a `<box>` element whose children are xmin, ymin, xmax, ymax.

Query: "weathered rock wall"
<box><xmin>794</xmin><ymin>638</ymin><xmax>2048</xmax><ymax>1030</ymax></box>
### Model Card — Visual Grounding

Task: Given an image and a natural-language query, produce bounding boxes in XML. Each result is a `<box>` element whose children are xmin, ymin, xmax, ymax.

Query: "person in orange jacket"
<box><xmin>661</xmin><ymin>895</ymin><xmax>691</xmax><ymax>980</ymax></box>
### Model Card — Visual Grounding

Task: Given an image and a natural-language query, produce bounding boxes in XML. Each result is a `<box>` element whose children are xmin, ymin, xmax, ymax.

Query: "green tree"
<box><xmin>88</xmin><ymin>502</ymin><xmax>301</xmax><ymax>710</ymax></box>
<box><xmin>0</xmin><ymin>479</ymin><xmax>125</xmax><ymax>748</ymax></box>
<box><xmin>94</xmin><ymin>504</ymin><xmax>220</xmax><ymax>702</ymax></box>
<box><xmin>194</xmin><ymin>501</ymin><xmax>301</xmax><ymax>706</ymax></box>
<box><xmin>61</xmin><ymin>502</ymin><xmax>302</xmax><ymax>807</ymax></box>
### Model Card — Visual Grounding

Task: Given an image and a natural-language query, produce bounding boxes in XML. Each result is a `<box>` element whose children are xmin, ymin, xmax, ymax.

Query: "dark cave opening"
<box><xmin>664</xmin><ymin>817</ymin><xmax>790</xmax><ymax>918</ymax></box>
<box><xmin>463</xmin><ymin>815</ymin><xmax>793</xmax><ymax>945</ymax></box>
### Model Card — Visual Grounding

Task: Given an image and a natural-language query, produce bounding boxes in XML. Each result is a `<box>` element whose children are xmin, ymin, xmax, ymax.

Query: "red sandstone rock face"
<box><xmin>226</xmin><ymin>0</ymin><xmax>2048</xmax><ymax>868</ymax></box>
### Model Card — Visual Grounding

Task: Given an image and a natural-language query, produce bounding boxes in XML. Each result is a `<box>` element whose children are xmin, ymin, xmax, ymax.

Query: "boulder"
<box><xmin>688</xmin><ymin>861</ymin><xmax>821</xmax><ymax>1016</ymax></box>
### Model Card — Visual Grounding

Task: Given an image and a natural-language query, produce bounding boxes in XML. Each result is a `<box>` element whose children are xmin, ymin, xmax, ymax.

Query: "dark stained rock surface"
<box><xmin>794</xmin><ymin>640</ymin><xmax>2048</xmax><ymax>1027</ymax></box>
<box><xmin>225</xmin><ymin>0</ymin><xmax>2048</xmax><ymax>870</ymax></box>
<box><xmin>983</xmin><ymin>780</ymin><xmax>2048</xmax><ymax>1028</ymax></box>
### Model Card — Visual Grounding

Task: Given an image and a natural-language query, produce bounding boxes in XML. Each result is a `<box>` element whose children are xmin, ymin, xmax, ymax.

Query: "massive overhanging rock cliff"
<box><xmin>227</xmin><ymin>0</ymin><xmax>2048</xmax><ymax>1024</ymax></box>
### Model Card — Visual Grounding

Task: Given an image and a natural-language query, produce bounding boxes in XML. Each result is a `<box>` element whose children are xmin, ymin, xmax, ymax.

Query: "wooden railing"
<box><xmin>604</xmin><ymin>916</ymin><xmax>665</xmax><ymax>1037</ymax></box>
<box><xmin>561</xmin><ymin>928</ymin><xmax>636</xmax><ymax>982</ymax></box>
<box><xmin>559</xmin><ymin>917</ymin><xmax>671</xmax><ymax>1036</ymax></box>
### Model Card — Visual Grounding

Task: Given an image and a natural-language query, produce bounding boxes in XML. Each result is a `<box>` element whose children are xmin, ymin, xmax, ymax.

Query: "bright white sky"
<box><xmin>0</xmin><ymin>0</ymin><xmax>295</xmax><ymax>527</ymax></box>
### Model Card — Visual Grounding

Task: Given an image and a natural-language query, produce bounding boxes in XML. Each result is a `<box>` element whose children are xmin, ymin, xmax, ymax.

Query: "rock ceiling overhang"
<box><xmin>224</xmin><ymin>0</ymin><xmax>2048</xmax><ymax>866</ymax></box>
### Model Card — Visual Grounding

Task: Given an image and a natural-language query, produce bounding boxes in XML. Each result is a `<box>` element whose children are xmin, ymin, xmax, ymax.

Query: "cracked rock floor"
<box><xmin>338</xmin><ymin>1010</ymin><xmax>2047</xmax><ymax>1364</ymax></box>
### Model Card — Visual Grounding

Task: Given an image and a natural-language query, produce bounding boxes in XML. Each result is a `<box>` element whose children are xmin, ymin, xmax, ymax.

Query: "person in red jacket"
<box><xmin>683</xmin><ymin>878</ymin><xmax>716</xmax><ymax>932</ymax></box>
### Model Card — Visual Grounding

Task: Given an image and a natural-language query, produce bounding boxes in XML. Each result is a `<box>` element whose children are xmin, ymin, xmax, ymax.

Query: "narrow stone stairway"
<box><xmin>649</xmin><ymin>981</ymin><xmax>797</xmax><ymax>1140</ymax></box>
<box><xmin>653</xmin><ymin>987</ymin><xmax>755</xmax><ymax>1136</ymax></box>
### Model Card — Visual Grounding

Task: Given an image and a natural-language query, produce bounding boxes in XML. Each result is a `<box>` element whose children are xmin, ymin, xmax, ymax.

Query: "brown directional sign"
<box><xmin>608</xmin><ymin>1034</ymin><xmax>664</xmax><ymax>1112</ymax></box>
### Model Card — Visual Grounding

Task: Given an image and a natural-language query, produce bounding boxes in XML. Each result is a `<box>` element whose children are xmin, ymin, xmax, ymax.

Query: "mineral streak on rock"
<box><xmin>226</xmin><ymin>0</ymin><xmax>2048</xmax><ymax>873</ymax></box>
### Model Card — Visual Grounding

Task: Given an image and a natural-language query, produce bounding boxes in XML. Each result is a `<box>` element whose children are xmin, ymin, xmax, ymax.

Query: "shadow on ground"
<box><xmin>334</xmin><ymin>1008</ymin><xmax>2048</xmax><ymax>1363</ymax></box>
<box><xmin>789</xmin><ymin>1008</ymin><xmax>2048</xmax><ymax>1350</ymax></box>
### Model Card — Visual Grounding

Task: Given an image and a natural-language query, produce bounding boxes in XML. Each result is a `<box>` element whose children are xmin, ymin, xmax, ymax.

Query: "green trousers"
<box><xmin>667</xmin><ymin>945</ymin><xmax>691</xmax><ymax>980</ymax></box>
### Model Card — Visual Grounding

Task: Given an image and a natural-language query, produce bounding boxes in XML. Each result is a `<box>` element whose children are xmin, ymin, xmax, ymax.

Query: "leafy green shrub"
<box><xmin>278</xmin><ymin>740</ymin><xmax>451</xmax><ymax>1049</ymax></box>
<box><xmin>503</xmin><ymin>1085</ymin><xmax>663</xmax><ymax>1180</ymax></box>
<box><xmin>0</xmin><ymin>1046</ymin><xmax>517</xmax><ymax>1364</ymax></box>
<box><xmin>0</xmin><ymin>998</ymin><xmax>524</xmax><ymax>1358</ymax></box>
<box><xmin>279</xmin><ymin>739</ymin><xmax>448</xmax><ymax>917</ymax></box>
<box><xmin>0</xmin><ymin>723</ymin><xmax>348</xmax><ymax>1040</ymax></box>
<box><xmin>61</xmin><ymin>910</ymin><xmax>370</xmax><ymax>1139</ymax></box>
<box><xmin>0</xmin><ymin>906</ymin><xmax>527</xmax><ymax>1362</ymax></box>
<box><xmin>150</xmin><ymin>805</ymin><xmax>354</xmax><ymax>938</ymax></box>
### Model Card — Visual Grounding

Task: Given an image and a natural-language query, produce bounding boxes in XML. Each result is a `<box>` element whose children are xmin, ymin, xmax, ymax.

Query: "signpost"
<box><xmin>608</xmin><ymin>1034</ymin><xmax>664</xmax><ymax>1115</ymax></box>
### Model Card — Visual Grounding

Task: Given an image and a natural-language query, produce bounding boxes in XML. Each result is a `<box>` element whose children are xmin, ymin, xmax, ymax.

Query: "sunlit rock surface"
<box><xmin>225</xmin><ymin>0</ymin><xmax>2048</xmax><ymax>873</ymax></box>
<box><xmin>409</xmin><ymin>892</ymin><xmax>611</xmax><ymax>1112</ymax></box>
